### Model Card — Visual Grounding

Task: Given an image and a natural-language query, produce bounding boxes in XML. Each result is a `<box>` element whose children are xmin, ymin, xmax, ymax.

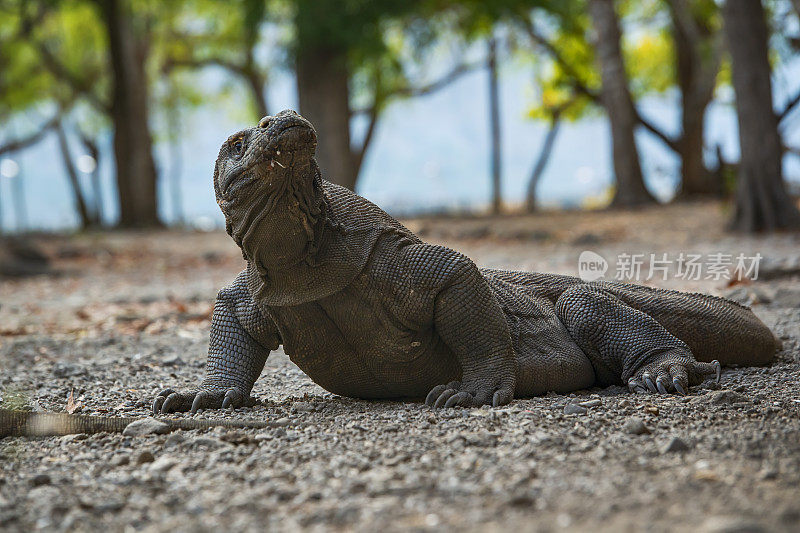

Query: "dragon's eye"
<box><xmin>232</xmin><ymin>139</ymin><xmax>244</xmax><ymax>156</ymax></box>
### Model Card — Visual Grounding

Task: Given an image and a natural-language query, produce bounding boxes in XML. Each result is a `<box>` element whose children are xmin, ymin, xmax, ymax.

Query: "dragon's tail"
<box><xmin>0</xmin><ymin>409</ymin><xmax>273</xmax><ymax>438</ymax></box>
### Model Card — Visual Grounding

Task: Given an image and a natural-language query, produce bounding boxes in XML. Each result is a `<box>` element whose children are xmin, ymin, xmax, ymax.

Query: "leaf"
<box><xmin>66</xmin><ymin>387</ymin><xmax>83</xmax><ymax>414</ymax></box>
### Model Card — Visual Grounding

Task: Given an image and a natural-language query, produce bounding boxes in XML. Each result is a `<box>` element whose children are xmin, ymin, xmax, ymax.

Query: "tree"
<box><xmin>722</xmin><ymin>0</ymin><xmax>800</xmax><ymax>232</ymax></box>
<box><xmin>589</xmin><ymin>0</ymin><xmax>654</xmax><ymax>206</ymax></box>
<box><xmin>666</xmin><ymin>0</ymin><xmax>723</xmax><ymax>197</ymax></box>
<box><xmin>293</xmin><ymin>0</ymin><xmax>477</xmax><ymax>190</ymax></box>
<box><xmin>6</xmin><ymin>0</ymin><xmax>161</xmax><ymax>228</ymax></box>
<box><xmin>162</xmin><ymin>0</ymin><xmax>271</xmax><ymax>120</ymax></box>
<box><xmin>96</xmin><ymin>0</ymin><xmax>159</xmax><ymax>227</ymax></box>
<box><xmin>487</xmin><ymin>36</ymin><xmax>502</xmax><ymax>213</ymax></box>
<box><xmin>54</xmin><ymin>118</ymin><xmax>96</xmax><ymax>229</ymax></box>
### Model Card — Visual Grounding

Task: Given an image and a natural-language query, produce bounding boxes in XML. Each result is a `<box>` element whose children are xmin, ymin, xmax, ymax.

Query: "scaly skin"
<box><xmin>152</xmin><ymin>110</ymin><xmax>780</xmax><ymax>414</ymax></box>
<box><xmin>0</xmin><ymin>409</ymin><xmax>272</xmax><ymax>438</ymax></box>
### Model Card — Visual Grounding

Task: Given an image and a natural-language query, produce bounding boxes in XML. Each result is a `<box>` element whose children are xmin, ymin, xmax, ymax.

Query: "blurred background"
<box><xmin>0</xmin><ymin>0</ymin><xmax>799</xmax><ymax>236</ymax></box>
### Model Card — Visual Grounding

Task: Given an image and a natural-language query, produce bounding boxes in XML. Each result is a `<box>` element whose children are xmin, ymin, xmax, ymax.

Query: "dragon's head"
<box><xmin>212</xmin><ymin>110</ymin><xmax>323</xmax><ymax>262</ymax></box>
<box><xmin>213</xmin><ymin>109</ymin><xmax>318</xmax><ymax>206</ymax></box>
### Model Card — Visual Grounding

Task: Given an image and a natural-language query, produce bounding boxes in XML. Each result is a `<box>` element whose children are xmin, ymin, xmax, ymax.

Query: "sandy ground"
<box><xmin>1</xmin><ymin>201</ymin><xmax>799</xmax><ymax>532</ymax></box>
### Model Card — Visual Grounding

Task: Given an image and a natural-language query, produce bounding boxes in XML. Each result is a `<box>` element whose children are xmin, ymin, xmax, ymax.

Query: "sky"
<box><xmin>1</xmin><ymin>56</ymin><xmax>799</xmax><ymax>232</ymax></box>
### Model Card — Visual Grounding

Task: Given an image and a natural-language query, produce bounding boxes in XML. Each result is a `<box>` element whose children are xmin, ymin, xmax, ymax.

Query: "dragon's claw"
<box><xmin>425</xmin><ymin>379</ymin><xmax>513</xmax><ymax>408</ymax></box>
<box><xmin>630</xmin><ymin>351</ymin><xmax>724</xmax><ymax>398</ymax></box>
<box><xmin>152</xmin><ymin>386</ymin><xmax>254</xmax><ymax>414</ymax></box>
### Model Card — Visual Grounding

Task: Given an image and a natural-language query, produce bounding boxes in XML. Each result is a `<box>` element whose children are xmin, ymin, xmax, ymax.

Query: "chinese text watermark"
<box><xmin>577</xmin><ymin>251</ymin><xmax>762</xmax><ymax>283</ymax></box>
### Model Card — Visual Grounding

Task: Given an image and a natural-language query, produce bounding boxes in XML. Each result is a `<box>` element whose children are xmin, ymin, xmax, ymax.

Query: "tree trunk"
<box><xmin>526</xmin><ymin>116</ymin><xmax>561</xmax><ymax>212</ymax></box>
<box><xmin>488</xmin><ymin>37</ymin><xmax>502</xmax><ymax>214</ymax></box>
<box><xmin>77</xmin><ymin>132</ymin><xmax>104</xmax><ymax>225</ymax></box>
<box><xmin>244</xmin><ymin>69</ymin><xmax>268</xmax><ymax>119</ymax></box>
<box><xmin>55</xmin><ymin>122</ymin><xmax>94</xmax><ymax>229</ymax></box>
<box><xmin>296</xmin><ymin>44</ymin><xmax>357</xmax><ymax>190</ymax></box>
<box><xmin>98</xmin><ymin>0</ymin><xmax>160</xmax><ymax>228</ymax></box>
<box><xmin>668</xmin><ymin>0</ymin><xmax>722</xmax><ymax>197</ymax></box>
<box><xmin>589</xmin><ymin>0</ymin><xmax>654</xmax><ymax>207</ymax></box>
<box><xmin>723</xmin><ymin>0</ymin><xmax>800</xmax><ymax>232</ymax></box>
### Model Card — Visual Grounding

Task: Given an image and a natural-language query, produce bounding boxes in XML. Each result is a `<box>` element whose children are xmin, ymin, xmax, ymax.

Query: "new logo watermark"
<box><xmin>578</xmin><ymin>250</ymin><xmax>608</xmax><ymax>282</ymax></box>
<box><xmin>577</xmin><ymin>251</ymin><xmax>762</xmax><ymax>282</ymax></box>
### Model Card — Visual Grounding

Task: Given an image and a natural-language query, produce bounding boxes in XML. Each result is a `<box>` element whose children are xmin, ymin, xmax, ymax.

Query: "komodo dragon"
<box><xmin>148</xmin><ymin>109</ymin><xmax>779</xmax><ymax>413</ymax></box>
<box><xmin>1</xmin><ymin>110</ymin><xmax>779</xmax><ymax>438</ymax></box>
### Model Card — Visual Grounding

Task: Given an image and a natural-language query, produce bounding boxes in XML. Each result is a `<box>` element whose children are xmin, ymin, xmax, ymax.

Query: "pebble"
<box><xmin>708</xmin><ymin>390</ymin><xmax>747</xmax><ymax>405</ymax></box>
<box><xmin>563</xmin><ymin>403</ymin><xmax>588</xmax><ymax>415</ymax></box>
<box><xmin>122</xmin><ymin>418</ymin><xmax>171</xmax><ymax>437</ymax></box>
<box><xmin>579</xmin><ymin>399</ymin><xmax>602</xmax><ymax>408</ymax></box>
<box><xmin>133</xmin><ymin>451</ymin><xmax>155</xmax><ymax>465</ymax></box>
<box><xmin>30</xmin><ymin>474</ymin><xmax>51</xmax><ymax>487</ymax></box>
<box><xmin>110</xmin><ymin>454</ymin><xmax>130</xmax><ymax>466</ymax></box>
<box><xmin>149</xmin><ymin>456</ymin><xmax>179</xmax><ymax>473</ymax></box>
<box><xmin>661</xmin><ymin>436</ymin><xmax>690</xmax><ymax>453</ymax></box>
<box><xmin>190</xmin><ymin>436</ymin><xmax>229</xmax><ymax>448</ymax></box>
<box><xmin>292</xmin><ymin>402</ymin><xmax>314</xmax><ymax>412</ymax></box>
<box><xmin>622</xmin><ymin>417</ymin><xmax>650</xmax><ymax>435</ymax></box>
<box><xmin>700</xmin><ymin>516</ymin><xmax>766</xmax><ymax>533</ymax></box>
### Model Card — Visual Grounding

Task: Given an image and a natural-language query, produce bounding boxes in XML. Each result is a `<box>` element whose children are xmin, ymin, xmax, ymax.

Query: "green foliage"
<box><xmin>0</xmin><ymin>1</ymin><xmax>106</xmax><ymax>117</ymax></box>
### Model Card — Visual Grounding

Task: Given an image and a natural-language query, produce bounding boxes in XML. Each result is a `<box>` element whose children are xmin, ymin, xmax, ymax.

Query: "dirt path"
<box><xmin>1</xmin><ymin>202</ymin><xmax>799</xmax><ymax>532</ymax></box>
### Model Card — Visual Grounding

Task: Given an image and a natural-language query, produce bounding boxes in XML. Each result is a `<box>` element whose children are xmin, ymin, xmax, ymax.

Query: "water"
<box><xmin>1</xmin><ymin>63</ymin><xmax>798</xmax><ymax>232</ymax></box>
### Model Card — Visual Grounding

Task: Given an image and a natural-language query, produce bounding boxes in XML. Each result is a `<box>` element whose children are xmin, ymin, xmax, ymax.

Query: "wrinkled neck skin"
<box><xmin>223</xmin><ymin>153</ymin><xmax>327</xmax><ymax>278</ymax></box>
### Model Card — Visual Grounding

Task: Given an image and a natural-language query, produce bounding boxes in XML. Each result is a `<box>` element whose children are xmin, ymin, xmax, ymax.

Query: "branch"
<box><xmin>635</xmin><ymin>110</ymin><xmax>680</xmax><ymax>153</ymax></box>
<box><xmin>350</xmin><ymin>62</ymin><xmax>480</xmax><ymax>116</ymax></box>
<box><xmin>526</xmin><ymin>111</ymin><xmax>563</xmax><ymax>211</ymax></box>
<box><xmin>0</xmin><ymin>114</ymin><xmax>60</xmax><ymax>156</ymax></box>
<box><xmin>522</xmin><ymin>17</ymin><xmax>679</xmax><ymax>153</ymax></box>
<box><xmin>521</xmin><ymin>19</ymin><xmax>600</xmax><ymax>103</ymax></box>
<box><xmin>163</xmin><ymin>56</ymin><xmax>249</xmax><ymax>78</ymax></box>
<box><xmin>778</xmin><ymin>87</ymin><xmax>800</xmax><ymax>122</ymax></box>
<box><xmin>352</xmin><ymin>104</ymin><xmax>379</xmax><ymax>176</ymax></box>
<box><xmin>667</xmin><ymin>0</ymin><xmax>703</xmax><ymax>53</ymax></box>
<box><xmin>784</xmin><ymin>143</ymin><xmax>800</xmax><ymax>157</ymax></box>
<box><xmin>391</xmin><ymin>61</ymin><xmax>479</xmax><ymax>99</ymax></box>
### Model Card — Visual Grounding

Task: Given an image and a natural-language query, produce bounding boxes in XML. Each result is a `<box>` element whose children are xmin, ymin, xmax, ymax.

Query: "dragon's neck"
<box><xmin>237</xmin><ymin>158</ymin><xmax>326</xmax><ymax>274</ymax></box>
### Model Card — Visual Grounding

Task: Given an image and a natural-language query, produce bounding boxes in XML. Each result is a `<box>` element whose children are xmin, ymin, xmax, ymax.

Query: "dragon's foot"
<box><xmin>152</xmin><ymin>386</ymin><xmax>256</xmax><ymax>414</ymax></box>
<box><xmin>425</xmin><ymin>379</ymin><xmax>514</xmax><ymax>408</ymax></box>
<box><xmin>627</xmin><ymin>350</ymin><xmax>720</xmax><ymax>396</ymax></box>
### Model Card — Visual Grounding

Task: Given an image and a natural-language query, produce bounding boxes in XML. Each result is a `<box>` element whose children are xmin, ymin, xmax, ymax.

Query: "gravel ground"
<box><xmin>1</xmin><ymin>201</ymin><xmax>799</xmax><ymax>532</ymax></box>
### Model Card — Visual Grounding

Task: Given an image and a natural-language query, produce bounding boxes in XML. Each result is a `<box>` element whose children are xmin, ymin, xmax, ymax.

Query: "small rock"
<box><xmin>59</xmin><ymin>434</ymin><xmax>88</xmax><ymax>444</ymax></box>
<box><xmin>190</xmin><ymin>436</ymin><xmax>229</xmax><ymax>448</ymax></box>
<box><xmin>110</xmin><ymin>454</ymin><xmax>129</xmax><ymax>466</ymax></box>
<box><xmin>30</xmin><ymin>474</ymin><xmax>51</xmax><ymax>487</ymax></box>
<box><xmin>708</xmin><ymin>390</ymin><xmax>746</xmax><ymax>405</ymax></box>
<box><xmin>291</xmin><ymin>402</ymin><xmax>314</xmax><ymax>412</ymax></box>
<box><xmin>563</xmin><ymin>403</ymin><xmax>588</xmax><ymax>415</ymax></box>
<box><xmin>161</xmin><ymin>355</ymin><xmax>184</xmax><ymax>366</ymax></box>
<box><xmin>700</xmin><ymin>516</ymin><xmax>766</xmax><ymax>533</ymax></box>
<box><xmin>271</xmin><ymin>417</ymin><xmax>290</xmax><ymax>427</ymax></box>
<box><xmin>133</xmin><ymin>451</ymin><xmax>155</xmax><ymax>465</ymax></box>
<box><xmin>149</xmin><ymin>456</ymin><xmax>179</xmax><ymax>473</ymax></box>
<box><xmin>759</xmin><ymin>468</ymin><xmax>778</xmax><ymax>480</ymax></box>
<box><xmin>220</xmin><ymin>430</ymin><xmax>255</xmax><ymax>444</ymax></box>
<box><xmin>579</xmin><ymin>399</ymin><xmax>602</xmax><ymax>408</ymax></box>
<box><xmin>164</xmin><ymin>432</ymin><xmax>186</xmax><ymax>448</ymax></box>
<box><xmin>661</xmin><ymin>436</ymin><xmax>690</xmax><ymax>453</ymax></box>
<box><xmin>53</xmin><ymin>362</ymin><xmax>85</xmax><ymax>378</ymax></box>
<box><xmin>622</xmin><ymin>417</ymin><xmax>650</xmax><ymax>435</ymax></box>
<box><xmin>618</xmin><ymin>399</ymin><xmax>631</xmax><ymax>408</ymax></box>
<box><xmin>122</xmin><ymin>418</ymin><xmax>171</xmax><ymax>437</ymax></box>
